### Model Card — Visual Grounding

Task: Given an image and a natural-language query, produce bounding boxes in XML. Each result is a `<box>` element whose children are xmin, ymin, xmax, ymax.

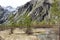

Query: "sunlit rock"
<box><xmin>13</xmin><ymin>28</ymin><xmax>25</xmax><ymax>34</ymax></box>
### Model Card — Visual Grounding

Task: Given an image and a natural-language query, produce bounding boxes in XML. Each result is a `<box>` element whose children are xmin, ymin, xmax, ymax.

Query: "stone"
<box><xmin>0</xmin><ymin>36</ymin><xmax>4</xmax><ymax>40</ymax></box>
<box><xmin>13</xmin><ymin>28</ymin><xmax>25</xmax><ymax>34</ymax></box>
<box><xmin>0</xmin><ymin>29</ymin><xmax>11</xmax><ymax>39</ymax></box>
<box><xmin>5</xmin><ymin>34</ymin><xmax>39</xmax><ymax>40</ymax></box>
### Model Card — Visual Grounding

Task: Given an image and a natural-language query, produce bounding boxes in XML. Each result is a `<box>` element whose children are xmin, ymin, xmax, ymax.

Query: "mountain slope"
<box><xmin>0</xmin><ymin>0</ymin><xmax>57</xmax><ymax>27</ymax></box>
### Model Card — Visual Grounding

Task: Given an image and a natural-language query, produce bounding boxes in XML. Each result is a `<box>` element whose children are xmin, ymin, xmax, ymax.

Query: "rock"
<box><xmin>0</xmin><ymin>36</ymin><xmax>4</xmax><ymax>40</ymax></box>
<box><xmin>0</xmin><ymin>0</ymin><xmax>54</xmax><ymax>24</ymax></box>
<box><xmin>0</xmin><ymin>28</ymin><xmax>58</xmax><ymax>40</ymax></box>
<box><xmin>5</xmin><ymin>34</ymin><xmax>39</xmax><ymax>40</ymax></box>
<box><xmin>13</xmin><ymin>28</ymin><xmax>25</xmax><ymax>34</ymax></box>
<box><xmin>0</xmin><ymin>29</ymin><xmax>11</xmax><ymax>39</ymax></box>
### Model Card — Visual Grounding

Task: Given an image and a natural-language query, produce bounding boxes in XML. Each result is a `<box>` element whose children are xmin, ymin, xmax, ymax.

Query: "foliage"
<box><xmin>50</xmin><ymin>0</ymin><xmax>60</xmax><ymax>24</ymax></box>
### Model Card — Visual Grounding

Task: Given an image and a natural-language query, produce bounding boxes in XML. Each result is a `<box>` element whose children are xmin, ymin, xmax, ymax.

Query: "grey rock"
<box><xmin>0</xmin><ymin>0</ymin><xmax>54</xmax><ymax>24</ymax></box>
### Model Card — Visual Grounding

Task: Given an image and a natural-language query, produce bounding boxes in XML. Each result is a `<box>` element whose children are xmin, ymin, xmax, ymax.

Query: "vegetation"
<box><xmin>0</xmin><ymin>0</ymin><xmax>60</xmax><ymax>34</ymax></box>
<box><xmin>0</xmin><ymin>0</ymin><xmax>60</xmax><ymax>27</ymax></box>
<box><xmin>50</xmin><ymin>0</ymin><xmax>60</xmax><ymax>24</ymax></box>
<box><xmin>38</xmin><ymin>0</ymin><xmax>60</xmax><ymax>25</ymax></box>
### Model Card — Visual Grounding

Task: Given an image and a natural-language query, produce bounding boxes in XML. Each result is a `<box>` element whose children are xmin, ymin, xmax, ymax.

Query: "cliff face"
<box><xmin>0</xmin><ymin>0</ymin><xmax>54</xmax><ymax>24</ymax></box>
<box><xmin>17</xmin><ymin>0</ymin><xmax>53</xmax><ymax>22</ymax></box>
<box><xmin>0</xmin><ymin>6</ymin><xmax>7</xmax><ymax>24</ymax></box>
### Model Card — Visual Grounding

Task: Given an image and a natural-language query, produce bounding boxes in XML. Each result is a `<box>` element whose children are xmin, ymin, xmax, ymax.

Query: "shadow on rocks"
<box><xmin>0</xmin><ymin>36</ymin><xmax>4</xmax><ymax>40</ymax></box>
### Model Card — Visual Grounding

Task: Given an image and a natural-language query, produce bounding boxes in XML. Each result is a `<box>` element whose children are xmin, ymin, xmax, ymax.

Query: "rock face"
<box><xmin>30</xmin><ymin>0</ymin><xmax>53</xmax><ymax>21</ymax></box>
<box><xmin>0</xmin><ymin>6</ymin><xmax>6</xmax><ymax>24</ymax></box>
<box><xmin>0</xmin><ymin>0</ymin><xmax>54</xmax><ymax>24</ymax></box>
<box><xmin>16</xmin><ymin>0</ymin><xmax>53</xmax><ymax>22</ymax></box>
<box><xmin>0</xmin><ymin>6</ymin><xmax>17</xmax><ymax>24</ymax></box>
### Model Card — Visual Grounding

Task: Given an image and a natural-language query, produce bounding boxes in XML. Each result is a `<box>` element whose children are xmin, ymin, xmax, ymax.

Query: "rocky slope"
<box><xmin>0</xmin><ymin>6</ymin><xmax>17</xmax><ymax>24</ymax></box>
<box><xmin>17</xmin><ymin>0</ymin><xmax>52</xmax><ymax>21</ymax></box>
<box><xmin>0</xmin><ymin>0</ymin><xmax>54</xmax><ymax>25</ymax></box>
